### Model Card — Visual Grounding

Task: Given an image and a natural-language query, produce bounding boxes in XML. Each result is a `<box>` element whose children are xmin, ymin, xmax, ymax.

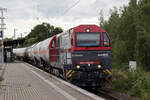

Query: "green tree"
<box><xmin>118</xmin><ymin>0</ymin><xmax>137</xmax><ymax>61</ymax></box>
<box><xmin>99</xmin><ymin>0</ymin><xmax>138</xmax><ymax>66</ymax></box>
<box><xmin>136</xmin><ymin>0</ymin><xmax>150</xmax><ymax>68</ymax></box>
<box><xmin>23</xmin><ymin>22</ymin><xmax>63</xmax><ymax>47</ymax></box>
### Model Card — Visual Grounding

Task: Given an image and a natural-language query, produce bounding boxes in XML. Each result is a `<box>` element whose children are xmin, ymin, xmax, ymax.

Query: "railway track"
<box><xmin>84</xmin><ymin>87</ymin><xmax>141</xmax><ymax>100</ymax></box>
<box><xmin>83</xmin><ymin>88</ymin><xmax>119</xmax><ymax>100</ymax></box>
<box><xmin>97</xmin><ymin>88</ymin><xmax>120</xmax><ymax>100</ymax></box>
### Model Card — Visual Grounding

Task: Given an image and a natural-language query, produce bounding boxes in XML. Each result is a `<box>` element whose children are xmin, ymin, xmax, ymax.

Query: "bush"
<box><xmin>108</xmin><ymin>66</ymin><xmax>150</xmax><ymax>100</ymax></box>
<box><xmin>129</xmin><ymin>76</ymin><xmax>150</xmax><ymax>100</ymax></box>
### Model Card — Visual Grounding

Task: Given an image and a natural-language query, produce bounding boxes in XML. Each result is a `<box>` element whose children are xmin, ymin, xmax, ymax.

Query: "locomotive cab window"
<box><xmin>51</xmin><ymin>40</ymin><xmax>56</xmax><ymax>48</ymax></box>
<box><xmin>76</xmin><ymin>32</ymin><xmax>100</xmax><ymax>47</ymax></box>
<box><xmin>71</xmin><ymin>38</ymin><xmax>73</xmax><ymax>46</ymax></box>
<box><xmin>103</xmin><ymin>32</ymin><xmax>110</xmax><ymax>47</ymax></box>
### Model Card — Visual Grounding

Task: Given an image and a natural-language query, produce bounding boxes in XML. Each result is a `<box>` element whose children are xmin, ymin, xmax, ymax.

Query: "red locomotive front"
<box><xmin>54</xmin><ymin>25</ymin><xmax>112</xmax><ymax>87</ymax></box>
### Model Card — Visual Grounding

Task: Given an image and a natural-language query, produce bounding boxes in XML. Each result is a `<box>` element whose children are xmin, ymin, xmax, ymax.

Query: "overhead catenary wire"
<box><xmin>63</xmin><ymin>0</ymin><xmax>80</xmax><ymax>15</ymax></box>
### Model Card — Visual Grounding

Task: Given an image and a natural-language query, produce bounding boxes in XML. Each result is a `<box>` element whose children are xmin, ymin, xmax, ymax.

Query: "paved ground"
<box><xmin>0</xmin><ymin>62</ymin><xmax>104</xmax><ymax>100</ymax></box>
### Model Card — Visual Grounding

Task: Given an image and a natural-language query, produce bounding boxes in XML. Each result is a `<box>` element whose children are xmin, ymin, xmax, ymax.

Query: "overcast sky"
<box><xmin>0</xmin><ymin>0</ymin><xmax>130</xmax><ymax>38</ymax></box>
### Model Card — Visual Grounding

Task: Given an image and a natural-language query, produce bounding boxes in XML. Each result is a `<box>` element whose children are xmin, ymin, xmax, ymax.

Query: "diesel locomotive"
<box><xmin>13</xmin><ymin>24</ymin><xmax>112</xmax><ymax>87</ymax></box>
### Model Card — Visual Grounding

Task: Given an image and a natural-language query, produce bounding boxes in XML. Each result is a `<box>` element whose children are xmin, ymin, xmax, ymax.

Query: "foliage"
<box><xmin>23</xmin><ymin>22</ymin><xmax>63</xmax><ymax>47</ymax></box>
<box><xmin>99</xmin><ymin>0</ymin><xmax>150</xmax><ymax>99</ymax></box>
<box><xmin>4</xmin><ymin>38</ymin><xmax>13</xmax><ymax>41</ymax></box>
<box><xmin>129</xmin><ymin>76</ymin><xmax>150</xmax><ymax>100</ymax></box>
<box><xmin>99</xmin><ymin>0</ymin><xmax>150</xmax><ymax>68</ymax></box>
<box><xmin>135</xmin><ymin>0</ymin><xmax>150</xmax><ymax>68</ymax></box>
<box><xmin>108</xmin><ymin>66</ymin><xmax>150</xmax><ymax>100</ymax></box>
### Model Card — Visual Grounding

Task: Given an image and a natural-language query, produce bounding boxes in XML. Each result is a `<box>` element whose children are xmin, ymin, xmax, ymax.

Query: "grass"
<box><xmin>107</xmin><ymin>64</ymin><xmax>150</xmax><ymax>100</ymax></box>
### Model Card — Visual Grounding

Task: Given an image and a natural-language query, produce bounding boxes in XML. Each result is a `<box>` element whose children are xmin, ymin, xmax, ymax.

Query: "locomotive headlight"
<box><xmin>97</xmin><ymin>65</ymin><xmax>102</xmax><ymax>69</ymax></box>
<box><xmin>76</xmin><ymin>65</ymin><xmax>80</xmax><ymax>69</ymax></box>
<box><xmin>86</xmin><ymin>29</ymin><xmax>90</xmax><ymax>32</ymax></box>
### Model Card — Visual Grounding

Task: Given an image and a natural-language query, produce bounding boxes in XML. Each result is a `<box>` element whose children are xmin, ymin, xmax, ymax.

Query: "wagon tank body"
<box><xmin>13</xmin><ymin>47</ymin><xmax>26</xmax><ymax>59</ymax></box>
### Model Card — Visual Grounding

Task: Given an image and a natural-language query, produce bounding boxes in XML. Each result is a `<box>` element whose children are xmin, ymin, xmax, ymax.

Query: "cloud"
<box><xmin>0</xmin><ymin>0</ymin><xmax>130</xmax><ymax>38</ymax></box>
<box><xmin>1</xmin><ymin>0</ymin><xmax>130</xmax><ymax>20</ymax></box>
<box><xmin>5</xmin><ymin>16</ymin><xmax>99</xmax><ymax>38</ymax></box>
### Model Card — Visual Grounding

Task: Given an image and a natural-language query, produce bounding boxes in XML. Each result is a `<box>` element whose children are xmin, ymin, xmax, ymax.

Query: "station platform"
<box><xmin>0</xmin><ymin>62</ymin><xmax>104</xmax><ymax>100</ymax></box>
